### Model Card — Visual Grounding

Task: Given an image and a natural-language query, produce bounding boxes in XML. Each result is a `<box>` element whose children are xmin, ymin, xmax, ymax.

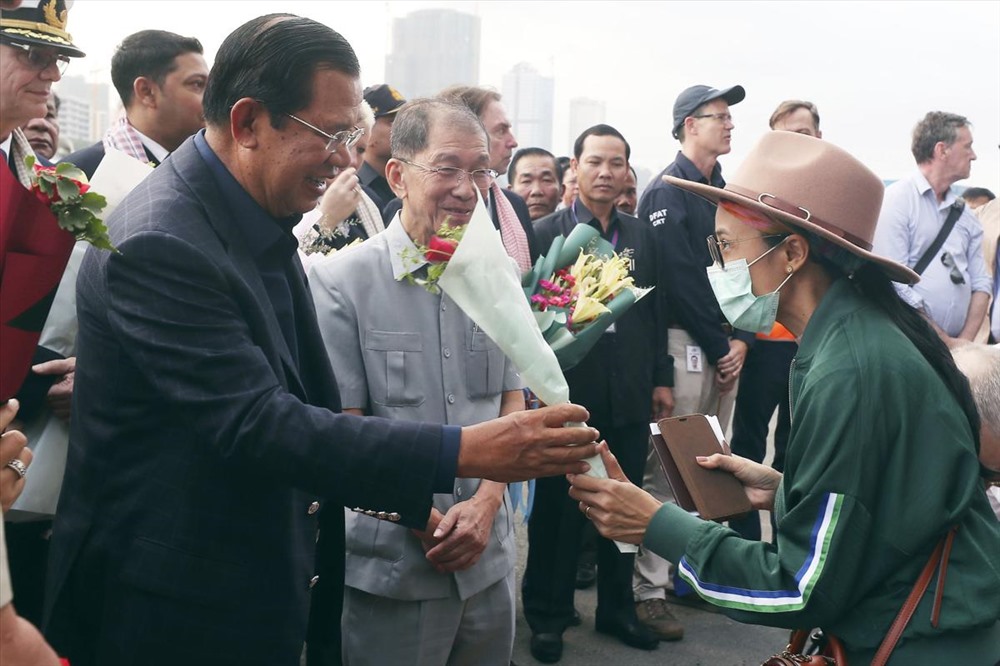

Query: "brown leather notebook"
<box><xmin>649</xmin><ymin>415</ymin><xmax>752</xmax><ymax>522</ymax></box>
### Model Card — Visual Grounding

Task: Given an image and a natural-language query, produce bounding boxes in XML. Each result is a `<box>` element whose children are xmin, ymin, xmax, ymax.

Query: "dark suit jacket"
<box><xmin>63</xmin><ymin>141</ymin><xmax>161</xmax><ymax>179</ymax></box>
<box><xmin>45</xmin><ymin>137</ymin><xmax>445</xmax><ymax>666</ymax></box>
<box><xmin>380</xmin><ymin>187</ymin><xmax>540</xmax><ymax>263</ymax></box>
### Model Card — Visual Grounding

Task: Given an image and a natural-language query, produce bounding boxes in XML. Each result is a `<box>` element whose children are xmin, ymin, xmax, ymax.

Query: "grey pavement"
<box><xmin>510</xmin><ymin>521</ymin><xmax>788</xmax><ymax>666</ymax></box>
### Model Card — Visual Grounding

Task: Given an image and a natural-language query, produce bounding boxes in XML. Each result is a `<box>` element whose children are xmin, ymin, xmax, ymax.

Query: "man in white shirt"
<box><xmin>873</xmin><ymin>111</ymin><xmax>990</xmax><ymax>345</ymax></box>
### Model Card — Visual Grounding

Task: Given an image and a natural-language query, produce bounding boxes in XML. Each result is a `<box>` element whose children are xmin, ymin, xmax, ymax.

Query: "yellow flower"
<box><xmin>572</xmin><ymin>294</ymin><xmax>610</xmax><ymax>325</ymax></box>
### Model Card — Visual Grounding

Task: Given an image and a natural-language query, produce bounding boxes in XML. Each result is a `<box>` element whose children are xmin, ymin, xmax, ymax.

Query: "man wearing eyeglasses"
<box><xmin>631</xmin><ymin>83</ymin><xmax>750</xmax><ymax>641</ymax></box>
<box><xmin>43</xmin><ymin>16</ymin><xmax>599</xmax><ymax>666</ymax></box>
<box><xmin>874</xmin><ymin>111</ymin><xmax>990</xmax><ymax>347</ymax></box>
<box><xmin>309</xmin><ymin>98</ymin><xmax>521</xmax><ymax>666</ymax></box>
<box><xmin>64</xmin><ymin>29</ymin><xmax>207</xmax><ymax>178</ymax></box>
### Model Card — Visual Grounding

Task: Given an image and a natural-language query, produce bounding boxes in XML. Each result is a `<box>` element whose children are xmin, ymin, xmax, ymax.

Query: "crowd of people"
<box><xmin>1</xmin><ymin>2</ymin><xmax>998</xmax><ymax>665</ymax></box>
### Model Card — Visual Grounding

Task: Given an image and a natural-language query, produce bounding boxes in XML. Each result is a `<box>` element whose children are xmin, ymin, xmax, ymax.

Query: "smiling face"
<box><xmin>572</xmin><ymin>134</ymin><xmax>628</xmax><ymax>207</ymax></box>
<box><xmin>249</xmin><ymin>68</ymin><xmax>361</xmax><ymax>218</ymax></box>
<box><xmin>0</xmin><ymin>42</ymin><xmax>62</xmax><ymax>136</ymax></box>
<box><xmin>511</xmin><ymin>154</ymin><xmax>562</xmax><ymax>220</ymax></box>
<box><xmin>391</xmin><ymin>122</ymin><xmax>490</xmax><ymax>244</ymax></box>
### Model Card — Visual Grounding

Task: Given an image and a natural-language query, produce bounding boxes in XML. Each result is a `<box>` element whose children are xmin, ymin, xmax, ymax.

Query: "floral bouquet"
<box><xmin>1</xmin><ymin>156</ymin><xmax>111</xmax><ymax>402</ymax></box>
<box><xmin>523</xmin><ymin>224</ymin><xmax>652</xmax><ymax>371</ymax></box>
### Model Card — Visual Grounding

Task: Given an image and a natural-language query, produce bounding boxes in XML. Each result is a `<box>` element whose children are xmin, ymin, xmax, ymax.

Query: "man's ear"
<box><xmin>133</xmin><ymin>77</ymin><xmax>157</xmax><ymax>109</ymax></box>
<box><xmin>386</xmin><ymin>158</ymin><xmax>406</xmax><ymax>199</ymax></box>
<box><xmin>230</xmin><ymin>98</ymin><xmax>263</xmax><ymax>149</ymax></box>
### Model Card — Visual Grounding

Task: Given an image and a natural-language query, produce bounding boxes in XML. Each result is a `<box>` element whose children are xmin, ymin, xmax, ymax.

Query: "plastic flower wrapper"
<box><xmin>523</xmin><ymin>224</ymin><xmax>653</xmax><ymax>371</ymax></box>
<box><xmin>435</xmin><ymin>195</ymin><xmax>636</xmax><ymax>552</ymax></box>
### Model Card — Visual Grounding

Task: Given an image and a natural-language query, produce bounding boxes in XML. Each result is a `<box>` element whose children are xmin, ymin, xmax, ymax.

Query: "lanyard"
<box><xmin>571</xmin><ymin>200</ymin><xmax>619</xmax><ymax>248</ymax></box>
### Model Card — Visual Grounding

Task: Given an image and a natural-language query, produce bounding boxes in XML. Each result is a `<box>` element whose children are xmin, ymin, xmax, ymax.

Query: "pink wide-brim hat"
<box><xmin>665</xmin><ymin>131</ymin><xmax>918</xmax><ymax>284</ymax></box>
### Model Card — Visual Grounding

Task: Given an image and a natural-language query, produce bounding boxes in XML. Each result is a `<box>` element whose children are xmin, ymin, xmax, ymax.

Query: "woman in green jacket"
<box><xmin>569</xmin><ymin>131</ymin><xmax>1000</xmax><ymax>665</ymax></box>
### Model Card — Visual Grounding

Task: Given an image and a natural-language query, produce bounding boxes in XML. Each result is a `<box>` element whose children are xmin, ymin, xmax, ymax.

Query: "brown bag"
<box><xmin>760</xmin><ymin>526</ymin><xmax>958</xmax><ymax>666</ymax></box>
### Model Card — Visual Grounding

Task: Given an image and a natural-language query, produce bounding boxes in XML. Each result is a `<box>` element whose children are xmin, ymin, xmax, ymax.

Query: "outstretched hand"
<box><xmin>567</xmin><ymin>442</ymin><xmax>661</xmax><ymax>545</ymax></box>
<box><xmin>459</xmin><ymin>403</ymin><xmax>599</xmax><ymax>482</ymax></box>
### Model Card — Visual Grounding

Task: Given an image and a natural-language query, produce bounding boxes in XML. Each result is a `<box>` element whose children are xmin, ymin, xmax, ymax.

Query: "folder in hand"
<box><xmin>649</xmin><ymin>414</ymin><xmax>752</xmax><ymax>522</ymax></box>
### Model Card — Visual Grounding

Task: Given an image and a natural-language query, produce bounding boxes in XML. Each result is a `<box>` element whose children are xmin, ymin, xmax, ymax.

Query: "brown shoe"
<box><xmin>635</xmin><ymin>598</ymin><xmax>684</xmax><ymax>641</ymax></box>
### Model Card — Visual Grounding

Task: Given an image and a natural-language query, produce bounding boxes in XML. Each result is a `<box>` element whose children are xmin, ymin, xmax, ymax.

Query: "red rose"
<box><xmin>425</xmin><ymin>235</ymin><xmax>458</xmax><ymax>263</ymax></box>
<box><xmin>76</xmin><ymin>180</ymin><xmax>90</xmax><ymax>194</ymax></box>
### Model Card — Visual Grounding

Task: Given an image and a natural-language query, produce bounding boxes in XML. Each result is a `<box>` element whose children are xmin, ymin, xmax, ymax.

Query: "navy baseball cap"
<box><xmin>363</xmin><ymin>84</ymin><xmax>406</xmax><ymax>118</ymax></box>
<box><xmin>672</xmin><ymin>84</ymin><xmax>745</xmax><ymax>139</ymax></box>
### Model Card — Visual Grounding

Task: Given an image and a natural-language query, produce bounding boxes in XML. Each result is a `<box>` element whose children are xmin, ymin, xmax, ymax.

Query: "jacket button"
<box><xmin>447</xmin><ymin>394</ymin><xmax>456</xmax><ymax>404</ymax></box>
<box><xmin>309</xmin><ymin>575</ymin><xmax>320</xmax><ymax>589</ymax></box>
<box><xmin>443</xmin><ymin>347</ymin><xmax>451</xmax><ymax>358</ymax></box>
<box><xmin>455</xmin><ymin>486</ymin><xmax>463</xmax><ymax>497</ymax></box>
<box><xmin>308</xmin><ymin>501</ymin><xmax>320</xmax><ymax>515</ymax></box>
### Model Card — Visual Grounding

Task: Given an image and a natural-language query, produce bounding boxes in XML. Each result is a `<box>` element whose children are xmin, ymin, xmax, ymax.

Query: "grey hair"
<box><xmin>358</xmin><ymin>100</ymin><xmax>375</xmax><ymax>134</ymax></box>
<box><xmin>911</xmin><ymin>111</ymin><xmax>969</xmax><ymax>164</ymax></box>
<box><xmin>390</xmin><ymin>98</ymin><xmax>487</xmax><ymax>160</ymax></box>
<box><xmin>951</xmin><ymin>343</ymin><xmax>1000</xmax><ymax>438</ymax></box>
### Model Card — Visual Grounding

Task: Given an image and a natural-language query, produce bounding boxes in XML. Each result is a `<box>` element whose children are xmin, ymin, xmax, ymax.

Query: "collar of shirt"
<box><xmin>673</xmin><ymin>150</ymin><xmax>725</xmax><ymax>187</ymax></box>
<box><xmin>193</xmin><ymin>130</ymin><xmax>299</xmax><ymax>260</ymax></box>
<box><xmin>386</xmin><ymin>212</ymin><xmax>429</xmax><ymax>280</ymax></box>
<box><xmin>132</xmin><ymin>127</ymin><xmax>170</xmax><ymax>164</ymax></box>
<box><xmin>912</xmin><ymin>170</ymin><xmax>959</xmax><ymax>210</ymax></box>
<box><xmin>572</xmin><ymin>198</ymin><xmax>622</xmax><ymax>241</ymax></box>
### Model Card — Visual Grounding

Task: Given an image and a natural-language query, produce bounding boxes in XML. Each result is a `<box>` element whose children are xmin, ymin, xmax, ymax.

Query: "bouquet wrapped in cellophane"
<box><xmin>523</xmin><ymin>224</ymin><xmax>653</xmax><ymax>371</ymax></box>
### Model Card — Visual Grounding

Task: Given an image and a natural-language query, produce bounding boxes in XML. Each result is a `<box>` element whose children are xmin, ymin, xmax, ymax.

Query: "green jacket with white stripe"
<box><xmin>645</xmin><ymin>278</ymin><xmax>1000</xmax><ymax>659</ymax></box>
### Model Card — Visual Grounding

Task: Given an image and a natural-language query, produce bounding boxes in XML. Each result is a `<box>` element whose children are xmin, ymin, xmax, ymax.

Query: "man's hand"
<box><xmin>1</xmin><ymin>400</ymin><xmax>32</xmax><ymax>512</ymax></box>
<box><xmin>424</xmin><ymin>490</ymin><xmax>502</xmax><ymax>573</ymax></box>
<box><xmin>318</xmin><ymin>168</ymin><xmax>361</xmax><ymax>228</ymax></box>
<box><xmin>32</xmin><ymin>357</ymin><xmax>75</xmax><ymax>422</ymax></box>
<box><xmin>651</xmin><ymin>386</ymin><xmax>674</xmax><ymax>421</ymax></box>
<box><xmin>410</xmin><ymin>507</ymin><xmax>445</xmax><ymax>553</ymax></box>
<box><xmin>458</xmin><ymin>403</ymin><xmax>599</xmax><ymax>482</ymax></box>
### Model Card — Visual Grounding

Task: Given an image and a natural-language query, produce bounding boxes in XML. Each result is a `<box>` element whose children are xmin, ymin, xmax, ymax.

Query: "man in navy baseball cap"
<box><xmin>671</xmin><ymin>84</ymin><xmax>744</xmax><ymax>139</ymax></box>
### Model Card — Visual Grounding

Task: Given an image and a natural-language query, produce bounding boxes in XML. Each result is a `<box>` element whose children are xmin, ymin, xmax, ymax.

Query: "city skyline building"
<box><xmin>384</xmin><ymin>8</ymin><xmax>480</xmax><ymax>98</ymax></box>
<box><xmin>502</xmin><ymin>62</ymin><xmax>554</xmax><ymax>151</ymax></box>
<box><xmin>54</xmin><ymin>75</ymin><xmax>112</xmax><ymax>153</ymax></box>
<box><xmin>567</xmin><ymin>97</ymin><xmax>607</xmax><ymax>150</ymax></box>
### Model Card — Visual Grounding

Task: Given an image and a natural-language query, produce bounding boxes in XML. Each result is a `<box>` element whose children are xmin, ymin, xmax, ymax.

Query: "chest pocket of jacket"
<box><xmin>466</xmin><ymin>328</ymin><xmax>505</xmax><ymax>399</ymax></box>
<box><xmin>364</xmin><ymin>330</ymin><xmax>424</xmax><ymax>407</ymax></box>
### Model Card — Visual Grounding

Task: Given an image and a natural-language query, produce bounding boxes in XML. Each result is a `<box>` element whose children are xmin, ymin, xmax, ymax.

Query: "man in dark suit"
<box><xmin>44</xmin><ymin>15</ymin><xmax>598</xmax><ymax>666</ymax></box>
<box><xmin>523</xmin><ymin>125</ymin><xmax>674</xmax><ymax>662</ymax></box>
<box><xmin>65</xmin><ymin>29</ymin><xmax>207</xmax><ymax>178</ymax></box>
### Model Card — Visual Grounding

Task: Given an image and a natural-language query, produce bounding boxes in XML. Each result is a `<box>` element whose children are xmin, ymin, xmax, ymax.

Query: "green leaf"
<box><xmin>54</xmin><ymin>162</ymin><xmax>86</xmax><ymax>181</ymax></box>
<box><xmin>24</xmin><ymin>155</ymin><xmax>36</xmax><ymax>170</ymax></box>
<box><xmin>56</xmin><ymin>177</ymin><xmax>80</xmax><ymax>202</ymax></box>
<box><xmin>59</xmin><ymin>206</ymin><xmax>90</xmax><ymax>231</ymax></box>
<box><xmin>79</xmin><ymin>192</ymin><xmax>107</xmax><ymax>214</ymax></box>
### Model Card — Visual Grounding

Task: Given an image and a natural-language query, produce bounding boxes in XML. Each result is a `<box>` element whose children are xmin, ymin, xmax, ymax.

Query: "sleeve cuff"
<box><xmin>434</xmin><ymin>425</ymin><xmax>461</xmax><ymax>492</ymax></box>
<box><xmin>642</xmin><ymin>502</ymin><xmax>707</xmax><ymax>564</ymax></box>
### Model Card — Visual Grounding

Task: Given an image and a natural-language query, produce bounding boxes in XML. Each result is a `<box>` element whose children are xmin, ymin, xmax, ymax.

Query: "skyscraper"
<box><xmin>385</xmin><ymin>8</ymin><xmax>480</xmax><ymax>98</ymax></box>
<box><xmin>54</xmin><ymin>75</ymin><xmax>111</xmax><ymax>153</ymax></box>
<box><xmin>502</xmin><ymin>62</ymin><xmax>554</xmax><ymax>150</ymax></box>
<box><xmin>568</xmin><ymin>97</ymin><xmax>606</xmax><ymax>148</ymax></box>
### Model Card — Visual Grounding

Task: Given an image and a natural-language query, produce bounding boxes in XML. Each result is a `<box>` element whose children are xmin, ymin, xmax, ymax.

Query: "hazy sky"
<box><xmin>64</xmin><ymin>0</ymin><xmax>1000</xmax><ymax>189</ymax></box>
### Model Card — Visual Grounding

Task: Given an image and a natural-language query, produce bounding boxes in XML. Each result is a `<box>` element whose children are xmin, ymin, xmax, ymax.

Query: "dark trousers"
<box><xmin>522</xmin><ymin>421</ymin><xmax>647</xmax><ymax>634</ymax></box>
<box><xmin>3</xmin><ymin>519</ymin><xmax>52</xmax><ymax>626</ymax></box>
<box><xmin>728</xmin><ymin>340</ymin><xmax>796</xmax><ymax>541</ymax></box>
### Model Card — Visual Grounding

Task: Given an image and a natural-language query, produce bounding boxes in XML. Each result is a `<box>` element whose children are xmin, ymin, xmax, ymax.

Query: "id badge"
<box><xmin>686</xmin><ymin>345</ymin><xmax>703</xmax><ymax>373</ymax></box>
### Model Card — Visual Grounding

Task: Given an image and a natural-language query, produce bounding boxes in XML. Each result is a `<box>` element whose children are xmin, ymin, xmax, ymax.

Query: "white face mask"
<box><xmin>706</xmin><ymin>240</ymin><xmax>793</xmax><ymax>334</ymax></box>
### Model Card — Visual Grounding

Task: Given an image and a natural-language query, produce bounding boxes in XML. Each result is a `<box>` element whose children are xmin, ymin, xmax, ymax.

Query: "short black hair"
<box><xmin>111</xmin><ymin>30</ymin><xmax>203</xmax><ymax>108</ymax></box>
<box><xmin>509</xmin><ymin>147</ymin><xmax>561</xmax><ymax>183</ymax></box>
<box><xmin>202</xmin><ymin>14</ymin><xmax>360</xmax><ymax>129</ymax></box>
<box><xmin>963</xmin><ymin>187</ymin><xmax>996</xmax><ymax>202</ymax></box>
<box><xmin>573</xmin><ymin>124</ymin><xmax>630</xmax><ymax>161</ymax></box>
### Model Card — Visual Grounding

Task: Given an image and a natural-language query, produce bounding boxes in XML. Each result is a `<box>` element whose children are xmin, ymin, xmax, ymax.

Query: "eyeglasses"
<box><xmin>397</xmin><ymin>158</ymin><xmax>498</xmax><ymax>190</ymax></box>
<box><xmin>284</xmin><ymin>113</ymin><xmax>365</xmax><ymax>152</ymax></box>
<box><xmin>692</xmin><ymin>112</ymin><xmax>733</xmax><ymax>124</ymax></box>
<box><xmin>4</xmin><ymin>41</ymin><xmax>70</xmax><ymax>75</ymax></box>
<box><xmin>940</xmin><ymin>252</ymin><xmax>966</xmax><ymax>285</ymax></box>
<box><xmin>707</xmin><ymin>234</ymin><xmax>785</xmax><ymax>270</ymax></box>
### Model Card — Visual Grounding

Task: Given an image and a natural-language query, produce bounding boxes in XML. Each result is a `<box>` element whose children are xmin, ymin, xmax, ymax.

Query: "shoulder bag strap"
<box><xmin>871</xmin><ymin>526</ymin><xmax>959</xmax><ymax>666</ymax></box>
<box><xmin>912</xmin><ymin>202</ymin><xmax>965</xmax><ymax>276</ymax></box>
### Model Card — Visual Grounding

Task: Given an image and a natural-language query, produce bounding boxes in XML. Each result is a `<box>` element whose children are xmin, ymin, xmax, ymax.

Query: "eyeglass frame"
<box><xmin>940</xmin><ymin>251</ymin><xmax>966</xmax><ymax>285</ymax></box>
<box><xmin>396</xmin><ymin>158</ymin><xmax>499</xmax><ymax>190</ymax></box>
<box><xmin>284</xmin><ymin>112</ymin><xmax>365</xmax><ymax>153</ymax></box>
<box><xmin>2</xmin><ymin>40</ymin><xmax>70</xmax><ymax>75</ymax></box>
<box><xmin>691</xmin><ymin>112</ymin><xmax>734</xmax><ymax>124</ymax></box>
<box><xmin>706</xmin><ymin>234</ymin><xmax>786</xmax><ymax>270</ymax></box>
